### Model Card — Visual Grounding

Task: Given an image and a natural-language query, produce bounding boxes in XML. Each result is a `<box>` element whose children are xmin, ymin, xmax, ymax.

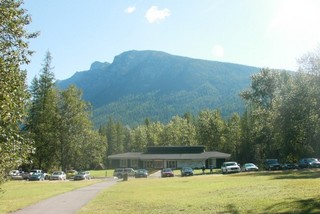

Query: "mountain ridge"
<box><xmin>57</xmin><ymin>50</ymin><xmax>261</xmax><ymax>127</ymax></box>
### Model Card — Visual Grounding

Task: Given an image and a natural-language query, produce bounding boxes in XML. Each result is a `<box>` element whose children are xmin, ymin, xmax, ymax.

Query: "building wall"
<box><xmin>109</xmin><ymin>158</ymin><xmax>227</xmax><ymax>169</ymax></box>
<box><xmin>177</xmin><ymin>160</ymin><xmax>205</xmax><ymax>169</ymax></box>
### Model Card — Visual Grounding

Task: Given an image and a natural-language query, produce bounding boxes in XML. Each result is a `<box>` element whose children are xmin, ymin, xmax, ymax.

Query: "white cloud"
<box><xmin>145</xmin><ymin>6</ymin><xmax>170</xmax><ymax>24</ymax></box>
<box><xmin>212</xmin><ymin>44</ymin><xmax>225</xmax><ymax>58</ymax></box>
<box><xmin>125</xmin><ymin>6</ymin><xmax>136</xmax><ymax>14</ymax></box>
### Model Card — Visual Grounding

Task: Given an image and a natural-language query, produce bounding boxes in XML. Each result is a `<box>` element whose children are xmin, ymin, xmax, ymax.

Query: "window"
<box><xmin>120</xmin><ymin>159</ymin><xmax>127</xmax><ymax>167</ymax></box>
<box><xmin>154</xmin><ymin>160</ymin><xmax>164</xmax><ymax>169</ymax></box>
<box><xmin>131</xmin><ymin>159</ymin><xmax>138</xmax><ymax>168</ymax></box>
<box><xmin>167</xmin><ymin>161</ymin><xmax>176</xmax><ymax>169</ymax></box>
<box><xmin>144</xmin><ymin>161</ymin><xmax>153</xmax><ymax>169</ymax></box>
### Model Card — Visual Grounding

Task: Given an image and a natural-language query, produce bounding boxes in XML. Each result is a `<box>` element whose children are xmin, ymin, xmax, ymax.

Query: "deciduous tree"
<box><xmin>0</xmin><ymin>0</ymin><xmax>37</xmax><ymax>184</ymax></box>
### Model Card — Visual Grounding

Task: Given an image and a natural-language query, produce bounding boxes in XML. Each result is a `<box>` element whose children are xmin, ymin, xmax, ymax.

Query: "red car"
<box><xmin>161</xmin><ymin>168</ymin><xmax>174</xmax><ymax>178</ymax></box>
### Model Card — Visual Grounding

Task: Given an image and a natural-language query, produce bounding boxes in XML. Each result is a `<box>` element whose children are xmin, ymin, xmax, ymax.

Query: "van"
<box><xmin>113</xmin><ymin>168</ymin><xmax>136</xmax><ymax>178</ymax></box>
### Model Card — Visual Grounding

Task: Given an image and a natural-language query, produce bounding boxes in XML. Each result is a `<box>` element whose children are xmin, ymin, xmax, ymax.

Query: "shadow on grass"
<box><xmin>273</xmin><ymin>169</ymin><xmax>320</xmax><ymax>180</ymax></box>
<box><xmin>239</xmin><ymin>169</ymin><xmax>320</xmax><ymax>180</ymax></box>
<box><xmin>265</xmin><ymin>197</ymin><xmax>320</xmax><ymax>213</ymax></box>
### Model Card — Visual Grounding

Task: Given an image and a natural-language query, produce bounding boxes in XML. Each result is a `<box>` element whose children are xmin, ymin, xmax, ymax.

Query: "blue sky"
<box><xmin>23</xmin><ymin>0</ymin><xmax>320</xmax><ymax>83</ymax></box>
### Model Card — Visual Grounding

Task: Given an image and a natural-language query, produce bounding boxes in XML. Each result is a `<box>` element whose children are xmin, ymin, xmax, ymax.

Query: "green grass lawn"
<box><xmin>1</xmin><ymin>169</ymin><xmax>320</xmax><ymax>214</ymax></box>
<box><xmin>89</xmin><ymin>169</ymin><xmax>113</xmax><ymax>178</ymax></box>
<box><xmin>79</xmin><ymin>169</ymin><xmax>320</xmax><ymax>214</ymax></box>
<box><xmin>0</xmin><ymin>179</ymin><xmax>101</xmax><ymax>214</ymax></box>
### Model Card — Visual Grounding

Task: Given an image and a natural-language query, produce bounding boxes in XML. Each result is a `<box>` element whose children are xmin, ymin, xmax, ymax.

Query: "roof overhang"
<box><xmin>108</xmin><ymin>151</ymin><xmax>230</xmax><ymax>160</ymax></box>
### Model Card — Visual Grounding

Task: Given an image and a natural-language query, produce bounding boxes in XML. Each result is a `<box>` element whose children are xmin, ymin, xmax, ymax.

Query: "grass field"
<box><xmin>79</xmin><ymin>169</ymin><xmax>320</xmax><ymax>214</ymax></box>
<box><xmin>1</xmin><ymin>169</ymin><xmax>320</xmax><ymax>213</ymax></box>
<box><xmin>0</xmin><ymin>179</ymin><xmax>101</xmax><ymax>214</ymax></box>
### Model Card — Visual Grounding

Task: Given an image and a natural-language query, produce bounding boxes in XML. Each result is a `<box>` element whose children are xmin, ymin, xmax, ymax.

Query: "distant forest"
<box><xmin>57</xmin><ymin>50</ymin><xmax>260</xmax><ymax>127</ymax></box>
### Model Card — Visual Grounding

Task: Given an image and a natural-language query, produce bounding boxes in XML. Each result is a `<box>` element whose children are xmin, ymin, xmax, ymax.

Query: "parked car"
<box><xmin>161</xmin><ymin>168</ymin><xmax>175</xmax><ymax>177</ymax></box>
<box><xmin>9</xmin><ymin>170</ymin><xmax>24</xmax><ymax>180</ymax></box>
<box><xmin>298</xmin><ymin>158</ymin><xmax>320</xmax><ymax>168</ymax></box>
<box><xmin>181</xmin><ymin>167</ymin><xmax>194</xmax><ymax>176</ymax></box>
<box><xmin>28</xmin><ymin>169</ymin><xmax>49</xmax><ymax>180</ymax></box>
<box><xmin>113</xmin><ymin>168</ymin><xmax>136</xmax><ymax>179</ymax></box>
<box><xmin>66</xmin><ymin>170</ymin><xmax>78</xmax><ymax>179</ymax></box>
<box><xmin>29</xmin><ymin>172</ymin><xmax>46</xmax><ymax>181</ymax></box>
<box><xmin>21</xmin><ymin>171</ymin><xmax>31</xmax><ymax>180</ymax></box>
<box><xmin>50</xmin><ymin>171</ymin><xmax>67</xmax><ymax>180</ymax></box>
<box><xmin>74</xmin><ymin>171</ymin><xmax>91</xmax><ymax>180</ymax></box>
<box><xmin>9</xmin><ymin>170</ymin><xmax>20</xmax><ymax>176</ymax></box>
<box><xmin>264</xmin><ymin>159</ymin><xmax>282</xmax><ymax>170</ymax></box>
<box><xmin>135</xmin><ymin>169</ymin><xmax>148</xmax><ymax>178</ymax></box>
<box><xmin>282</xmin><ymin>163</ymin><xmax>299</xmax><ymax>170</ymax></box>
<box><xmin>241</xmin><ymin>163</ymin><xmax>259</xmax><ymax>172</ymax></box>
<box><xmin>221</xmin><ymin>162</ymin><xmax>241</xmax><ymax>174</ymax></box>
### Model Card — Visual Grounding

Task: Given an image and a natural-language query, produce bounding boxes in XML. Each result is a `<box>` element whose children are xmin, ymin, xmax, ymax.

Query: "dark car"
<box><xmin>298</xmin><ymin>158</ymin><xmax>320</xmax><ymax>168</ymax></box>
<box><xmin>135</xmin><ymin>169</ymin><xmax>148</xmax><ymax>178</ymax></box>
<box><xmin>264</xmin><ymin>159</ymin><xmax>282</xmax><ymax>170</ymax></box>
<box><xmin>181</xmin><ymin>167</ymin><xmax>194</xmax><ymax>176</ymax></box>
<box><xmin>29</xmin><ymin>172</ymin><xmax>46</xmax><ymax>181</ymax></box>
<box><xmin>74</xmin><ymin>171</ymin><xmax>91</xmax><ymax>180</ymax></box>
<box><xmin>28</xmin><ymin>169</ymin><xmax>49</xmax><ymax>180</ymax></box>
<box><xmin>282</xmin><ymin>163</ymin><xmax>298</xmax><ymax>170</ymax></box>
<box><xmin>161</xmin><ymin>168</ymin><xmax>174</xmax><ymax>178</ymax></box>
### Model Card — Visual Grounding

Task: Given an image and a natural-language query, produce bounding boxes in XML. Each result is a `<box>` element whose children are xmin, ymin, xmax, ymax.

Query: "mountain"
<box><xmin>57</xmin><ymin>50</ymin><xmax>260</xmax><ymax>127</ymax></box>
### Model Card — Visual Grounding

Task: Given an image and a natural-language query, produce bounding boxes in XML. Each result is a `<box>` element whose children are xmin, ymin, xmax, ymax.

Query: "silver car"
<box><xmin>50</xmin><ymin>171</ymin><xmax>67</xmax><ymax>180</ymax></box>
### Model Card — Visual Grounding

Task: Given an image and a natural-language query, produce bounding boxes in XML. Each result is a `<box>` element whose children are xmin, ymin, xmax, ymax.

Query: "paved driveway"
<box><xmin>12</xmin><ymin>178</ymin><xmax>118</xmax><ymax>214</ymax></box>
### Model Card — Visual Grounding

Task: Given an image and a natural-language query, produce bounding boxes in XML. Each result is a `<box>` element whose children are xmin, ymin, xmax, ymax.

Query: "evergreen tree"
<box><xmin>27</xmin><ymin>51</ymin><xmax>59</xmax><ymax>170</ymax></box>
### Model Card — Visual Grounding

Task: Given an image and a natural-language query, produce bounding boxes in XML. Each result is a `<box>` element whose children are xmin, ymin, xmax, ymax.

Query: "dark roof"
<box><xmin>146</xmin><ymin>146</ymin><xmax>206</xmax><ymax>154</ymax></box>
<box><xmin>108</xmin><ymin>151</ymin><xmax>230</xmax><ymax>160</ymax></box>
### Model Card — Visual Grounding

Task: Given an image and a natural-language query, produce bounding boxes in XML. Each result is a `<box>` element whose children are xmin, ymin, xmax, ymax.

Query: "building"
<box><xmin>108</xmin><ymin>146</ymin><xmax>231</xmax><ymax>169</ymax></box>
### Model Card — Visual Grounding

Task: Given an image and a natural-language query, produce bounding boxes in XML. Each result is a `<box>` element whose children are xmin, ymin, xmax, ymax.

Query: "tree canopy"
<box><xmin>0</xmin><ymin>0</ymin><xmax>37</xmax><ymax>184</ymax></box>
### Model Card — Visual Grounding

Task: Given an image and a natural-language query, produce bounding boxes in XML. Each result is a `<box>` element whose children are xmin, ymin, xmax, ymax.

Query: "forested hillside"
<box><xmin>57</xmin><ymin>50</ymin><xmax>260</xmax><ymax>127</ymax></box>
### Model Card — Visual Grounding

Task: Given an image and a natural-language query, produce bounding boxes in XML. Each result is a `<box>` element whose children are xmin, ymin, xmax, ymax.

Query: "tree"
<box><xmin>197</xmin><ymin>110</ymin><xmax>226</xmax><ymax>151</ymax></box>
<box><xmin>224</xmin><ymin>113</ymin><xmax>241</xmax><ymax>160</ymax></box>
<box><xmin>130</xmin><ymin>125</ymin><xmax>148</xmax><ymax>151</ymax></box>
<box><xmin>145</xmin><ymin>121</ymin><xmax>164</xmax><ymax>147</ymax></box>
<box><xmin>0</xmin><ymin>0</ymin><xmax>38</xmax><ymax>184</ymax></box>
<box><xmin>104</xmin><ymin>117</ymin><xmax>125</xmax><ymax>155</ymax></box>
<box><xmin>27</xmin><ymin>51</ymin><xmax>59</xmax><ymax>170</ymax></box>
<box><xmin>240</xmin><ymin>69</ymin><xmax>281</xmax><ymax>162</ymax></box>
<box><xmin>58</xmin><ymin>85</ymin><xmax>104</xmax><ymax>171</ymax></box>
<box><xmin>276</xmin><ymin>48</ymin><xmax>320</xmax><ymax>159</ymax></box>
<box><xmin>161</xmin><ymin>116</ymin><xmax>196</xmax><ymax>146</ymax></box>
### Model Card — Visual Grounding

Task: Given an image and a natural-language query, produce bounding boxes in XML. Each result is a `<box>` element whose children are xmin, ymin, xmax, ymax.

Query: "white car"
<box><xmin>50</xmin><ymin>171</ymin><xmax>67</xmax><ymax>180</ymax></box>
<box><xmin>241</xmin><ymin>163</ymin><xmax>259</xmax><ymax>172</ymax></box>
<box><xmin>221</xmin><ymin>161</ymin><xmax>241</xmax><ymax>174</ymax></box>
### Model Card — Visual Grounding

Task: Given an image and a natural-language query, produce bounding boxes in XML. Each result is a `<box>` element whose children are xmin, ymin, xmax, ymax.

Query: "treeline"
<box><xmin>92</xmin><ymin>89</ymin><xmax>245</xmax><ymax>128</ymax></box>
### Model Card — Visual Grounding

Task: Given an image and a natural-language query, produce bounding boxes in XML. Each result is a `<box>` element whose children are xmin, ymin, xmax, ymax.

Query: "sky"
<box><xmin>23</xmin><ymin>0</ymin><xmax>320</xmax><ymax>83</ymax></box>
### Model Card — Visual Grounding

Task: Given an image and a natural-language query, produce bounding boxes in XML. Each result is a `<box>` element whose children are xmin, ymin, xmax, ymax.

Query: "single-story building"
<box><xmin>108</xmin><ymin>146</ymin><xmax>231</xmax><ymax>169</ymax></box>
